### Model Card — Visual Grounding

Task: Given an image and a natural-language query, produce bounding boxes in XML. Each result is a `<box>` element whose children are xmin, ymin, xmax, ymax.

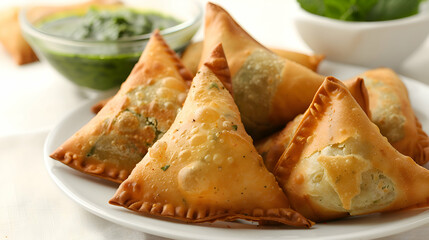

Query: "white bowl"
<box><xmin>294</xmin><ymin>2</ymin><xmax>429</xmax><ymax>69</ymax></box>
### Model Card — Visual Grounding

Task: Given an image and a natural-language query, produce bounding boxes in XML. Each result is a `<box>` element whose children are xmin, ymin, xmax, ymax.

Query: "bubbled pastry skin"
<box><xmin>353</xmin><ymin>68</ymin><xmax>429</xmax><ymax>165</ymax></box>
<box><xmin>109</xmin><ymin>43</ymin><xmax>313</xmax><ymax>227</ymax></box>
<box><xmin>50</xmin><ymin>31</ymin><xmax>193</xmax><ymax>183</ymax></box>
<box><xmin>200</xmin><ymin>2</ymin><xmax>324</xmax><ymax>140</ymax></box>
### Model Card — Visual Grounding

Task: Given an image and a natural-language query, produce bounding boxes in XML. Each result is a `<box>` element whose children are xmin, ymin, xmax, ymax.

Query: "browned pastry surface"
<box><xmin>275</xmin><ymin>77</ymin><xmax>429</xmax><ymax>222</ymax></box>
<box><xmin>50</xmin><ymin>31</ymin><xmax>193</xmax><ymax>183</ymax></box>
<box><xmin>256</xmin><ymin>77</ymin><xmax>371</xmax><ymax>172</ymax></box>
<box><xmin>109</xmin><ymin>44</ymin><xmax>313</xmax><ymax>227</ymax></box>
<box><xmin>353</xmin><ymin>68</ymin><xmax>429</xmax><ymax>165</ymax></box>
<box><xmin>200</xmin><ymin>2</ymin><xmax>325</xmax><ymax>140</ymax></box>
<box><xmin>0</xmin><ymin>7</ymin><xmax>38</xmax><ymax>65</ymax></box>
<box><xmin>181</xmin><ymin>41</ymin><xmax>324</xmax><ymax>76</ymax></box>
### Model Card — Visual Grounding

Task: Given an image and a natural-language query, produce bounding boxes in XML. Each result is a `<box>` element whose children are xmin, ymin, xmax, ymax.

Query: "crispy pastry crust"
<box><xmin>181</xmin><ymin>41</ymin><xmax>324</xmax><ymax>76</ymax></box>
<box><xmin>201</xmin><ymin>3</ymin><xmax>324</xmax><ymax>140</ymax></box>
<box><xmin>270</xmin><ymin>48</ymin><xmax>324</xmax><ymax>72</ymax></box>
<box><xmin>274</xmin><ymin>77</ymin><xmax>429</xmax><ymax>222</ymax></box>
<box><xmin>256</xmin><ymin>114</ymin><xmax>303</xmax><ymax>173</ymax></box>
<box><xmin>201</xmin><ymin>44</ymin><xmax>232</xmax><ymax>94</ymax></box>
<box><xmin>50</xmin><ymin>31</ymin><xmax>193</xmax><ymax>183</ymax></box>
<box><xmin>109</xmin><ymin>44</ymin><xmax>313</xmax><ymax>227</ymax></box>
<box><xmin>415</xmin><ymin>117</ymin><xmax>429</xmax><ymax>165</ymax></box>
<box><xmin>0</xmin><ymin>7</ymin><xmax>38</xmax><ymax>65</ymax></box>
<box><xmin>344</xmin><ymin>77</ymin><xmax>371</xmax><ymax>118</ymax></box>
<box><xmin>355</xmin><ymin>68</ymin><xmax>429</xmax><ymax>165</ymax></box>
<box><xmin>256</xmin><ymin>77</ymin><xmax>371</xmax><ymax>172</ymax></box>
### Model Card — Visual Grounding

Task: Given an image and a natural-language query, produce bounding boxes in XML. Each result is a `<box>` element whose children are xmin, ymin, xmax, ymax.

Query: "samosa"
<box><xmin>50</xmin><ymin>31</ymin><xmax>193</xmax><ymax>183</ymax></box>
<box><xmin>109</xmin><ymin>44</ymin><xmax>312</xmax><ymax>227</ymax></box>
<box><xmin>200</xmin><ymin>3</ymin><xmax>325</xmax><ymax>139</ymax></box>
<box><xmin>275</xmin><ymin>77</ymin><xmax>429</xmax><ymax>222</ymax></box>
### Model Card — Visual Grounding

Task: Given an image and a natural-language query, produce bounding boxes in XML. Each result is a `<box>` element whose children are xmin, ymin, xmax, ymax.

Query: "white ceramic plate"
<box><xmin>44</xmin><ymin>61</ymin><xmax>429</xmax><ymax>240</ymax></box>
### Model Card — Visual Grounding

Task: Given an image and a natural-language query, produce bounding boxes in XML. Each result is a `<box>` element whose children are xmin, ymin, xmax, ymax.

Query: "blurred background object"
<box><xmin>20</xmin><ymin>0</ymin><xmax>202</xmax><ymax>91</ymax></box>
<box><xmin>297</xmin><ymin>0</ymin><xmax>427</xmax><ymax>21</ymax></box>
<box><xmin>0</xmin><ymin>7</ymin><xmax>38</xmax><ymax>65</ymax></box>
<box><xmin>295</xmin><ymin>0</ymin><xmax>429</xmax><ymax>69</ymax></box>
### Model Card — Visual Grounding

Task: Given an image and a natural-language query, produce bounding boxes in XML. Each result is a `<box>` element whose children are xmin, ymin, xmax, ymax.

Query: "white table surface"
<box><xmin>1</xmin><ymin>0</ymin><xmax>429</xmax><ymax>239</ymax></box>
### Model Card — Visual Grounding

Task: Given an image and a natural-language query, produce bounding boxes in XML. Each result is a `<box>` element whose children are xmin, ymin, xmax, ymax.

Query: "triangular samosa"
<box><xmin>256</xmin><ymin>77</ymin><xmax>371</xmax><ymax>172</ymax></box>
<box><xmin>200</xmin><ymin>3</ymin><xmax>325</xmax><ymax>139</ymax></box>
<box><xmin>275</xmin><ymin>77</ymin><xmax>429</xmax><ymax>222</ymax></box>
<box><xmin>50</xmin><ymin>31</ymin><xmax>193</xmax><ymax>183</ymax></box>
<box><xmin>109</xmin><ymin>44</ymin><xmax>312</xmax><ymax>227</ymax></box>
<box><xmin>352</xmin><ymin>68</ymin><xmax>429</xmax><ymax>165</ymax></box>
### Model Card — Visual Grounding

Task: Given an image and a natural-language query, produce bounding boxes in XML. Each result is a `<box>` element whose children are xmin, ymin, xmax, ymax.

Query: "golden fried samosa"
<box><xmin>50</xmin><ymin>31</ymin><xmax>193</xmax><ymax>183</ymax></box>
<box><xmin>181</xmin><ymin>41</ymin><xmax>324</xmax><ymax>76</ymax></box>
<box><xmin>344</xmin><ymin>78</ymin><xmax>371</xmax><ymax>118</ymax></box>
<box><xmin>256</xmin><ymin>77</ymin><xmax>370</xmax><ymax>172</ymax></box>
<box><xmin>0</xmin><ymin>7</ymin><xmax>38</xmax><ymax>65</ymax></box>
<box><xmin>92</xmin><ymin>37</ymin><xmax>324</xmax><ymax>115</ymax></box>
<box><xmin>275</xmin><ymin>77</ymin><xmax>429</xmax><ymax>222</ymax></box>
<box><xmin>200</xmin><ymin>3</ymin><xmax>325</xmax><ymax>139</ymax></box>
<box><xmin>354</xmin><ymin>68</ymin><xmax>429</xmax><ymax>165</ymax></box>
<box><xmin>109</xmin><ymin>44</ymin><xmax>313</xmax><ymax>227</ymax></box>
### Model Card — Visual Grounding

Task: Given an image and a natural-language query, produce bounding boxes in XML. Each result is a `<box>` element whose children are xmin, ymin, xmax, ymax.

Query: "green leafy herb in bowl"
<box><xmin>38</xmin><ymin>7</ymin><xmax>180</xmax><ymax>41</ymax></box>
<box><xmin>298</xmin><ymin>0</ymin><xmax>427</xmax><ymax>21</ymax></box>
<box><xmin>294</xmin><ymin>0</ymin><xmax>429</xmax><ymax>68</ymax></box>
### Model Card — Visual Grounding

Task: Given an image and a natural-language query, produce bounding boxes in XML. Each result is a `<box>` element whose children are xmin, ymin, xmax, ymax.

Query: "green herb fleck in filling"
<box><xmin>161</xmin><ymin>164</ymin><xmax>170</xmax><ymax>171</ymax></box>
<box><xmin>209</xmin><ymin>82</ymin><xmax>219</xmax><ymax>90</ymax></box>
<box><xmin>86</xmin><ymin>146</ymin><xmax>96</xmax><ymax>157</ymax></box>
<box><xmin>146</xmin><ymin>117</ymin><xmax>164</xmax><ymax>141</ymax></box>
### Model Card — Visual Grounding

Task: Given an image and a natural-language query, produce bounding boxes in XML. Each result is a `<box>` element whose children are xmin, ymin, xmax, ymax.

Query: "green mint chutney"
<box><xmin>36</xmin><ymin>7</ymin><xmax>181</xmax><ymax>90</ymax></box>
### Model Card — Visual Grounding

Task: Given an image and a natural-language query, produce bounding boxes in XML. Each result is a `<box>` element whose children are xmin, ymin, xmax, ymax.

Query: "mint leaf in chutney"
<box><xmin>298</xmin><ymin>0</ymin><xmax>426</xmax><ymax>21</ymax></box>
<box><xmin>39</xmin><ymin>7</ymin><xmax>180</xmax><ymax>41</ymax></box>
<box><xmin>70</xmin><ymin>7</ymin><xmax>178</xmax><ymax>41</ymax></box>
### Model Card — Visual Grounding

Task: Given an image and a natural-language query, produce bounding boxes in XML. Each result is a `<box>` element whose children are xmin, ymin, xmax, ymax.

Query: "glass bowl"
<box><xmin>20</xmin><ymin>0</ymin><xmax>202</xmax><ymax>91</ymax></box>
